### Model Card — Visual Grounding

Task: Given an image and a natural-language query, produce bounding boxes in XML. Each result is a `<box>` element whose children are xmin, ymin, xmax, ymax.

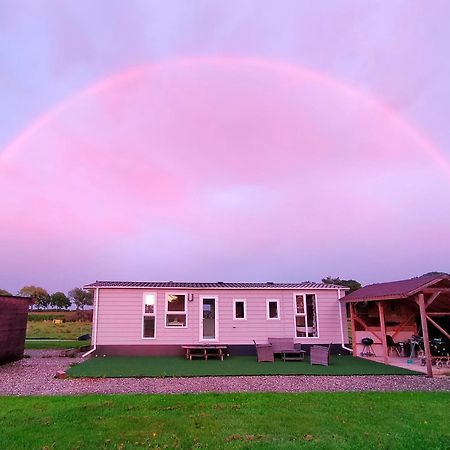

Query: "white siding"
<box><xmin>96</xmin><ymin>288</ymin><xmax>348</xmax><ymax>346</ymax></box>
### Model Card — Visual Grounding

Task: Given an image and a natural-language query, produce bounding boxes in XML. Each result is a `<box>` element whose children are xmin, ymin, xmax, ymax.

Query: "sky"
<box><xmin>1</xmin><ymin>0</ymin><xmax>450</xmax><ymax>294</ymax></box>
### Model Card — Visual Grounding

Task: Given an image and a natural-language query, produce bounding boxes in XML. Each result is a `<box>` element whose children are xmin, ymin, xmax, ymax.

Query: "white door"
<box><xmin>200</xmin><ymin>297</ymin><xmax>218</xmax><ymax>340</ymax></box>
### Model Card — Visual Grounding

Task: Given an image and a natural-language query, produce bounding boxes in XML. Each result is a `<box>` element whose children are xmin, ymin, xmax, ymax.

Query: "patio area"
<box><xmin>67</xmin><ymin>355</ymin><xmax>421</xmax><ymax>378</ymax></box>
<box><xmin>363</xmin><ymin>355</ymin><xmax>450</xmax><ymax>376</ymax></box>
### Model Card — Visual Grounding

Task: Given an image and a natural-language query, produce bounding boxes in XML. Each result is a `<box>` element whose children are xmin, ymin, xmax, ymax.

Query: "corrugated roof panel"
<box><xmin>84</xmin><ymin>280</ymin><xmax>347</xmax><ymax>290</ymax></box>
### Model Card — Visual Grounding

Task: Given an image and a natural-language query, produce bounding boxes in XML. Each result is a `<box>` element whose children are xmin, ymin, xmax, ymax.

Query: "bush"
<box><xmin>28</xmin><ymin>310</ymin><xmax>93</xmax><ymax>323</ymax></box>
<box><xmin>28</xmin><ymin>314</ymin><xmax>65</xmax><ymax>322</ymax></box>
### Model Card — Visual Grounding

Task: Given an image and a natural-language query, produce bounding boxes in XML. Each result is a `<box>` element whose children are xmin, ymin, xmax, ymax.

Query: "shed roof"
<box><xmin>0</xmin><ymin>295</ymin><xmax>33</xmax><ymax>303</ymax></box>
<box><xmin>85</xmin><ymin>280</ymin><xmax>347</xmax><ymax>290</ymax></box>
<box><xmin>340</xmin><ymin>274</ymin><xmax>450</xmax><ymax>303</ymax></box>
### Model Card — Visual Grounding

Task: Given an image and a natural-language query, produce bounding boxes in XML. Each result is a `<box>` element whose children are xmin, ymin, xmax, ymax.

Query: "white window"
<box><xmin>165</xmin><ymin>293</ymin><xmax>187</xmax><ymax>327</ymax></box>
<box><xmin>143</xmin><ymin>292</ymin><xmax>156</xmax><ymax>338</ymax></box>
<box><xmin>233</xmin><ymin>299</ymin><xmax>247</xmax><ymax>320</ymax></box>
<box><xmin>294</xmin><ymin>293</ymin><xmax>318</xmax><ymax>337</ymax></box>
<box><xmin>266</xmin><ymin>299</ymin><xmax>280</xmax><ymax>319</ymax></box>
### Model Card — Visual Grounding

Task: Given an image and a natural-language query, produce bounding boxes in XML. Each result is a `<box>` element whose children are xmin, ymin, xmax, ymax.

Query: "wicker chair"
<box><xmin>253</xmin><ymin>340</ymin><xmax>274</xmax><ymax>362</ymax></box>
<box><xmin>310</xmin><ymin>343</ymin><xmax>332</xmax><ymax>366</ymax></box>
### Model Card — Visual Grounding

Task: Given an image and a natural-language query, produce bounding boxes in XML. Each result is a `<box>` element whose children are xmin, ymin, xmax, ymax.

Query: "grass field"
<box><xmin>67</xmin><ymin>355</ymin><xmax>420</xmax><ymax>377</ymax></box>
<box><xmin>25</xmin><ymin>339</ymin><xmax>90</xmax><ymax>349</ymax></box>
<box><xmin>0</xmin><ymin>392</ymin><xmax>448</xmax><ymax>449</ymax></box>
<box><xmin>26</xmin><ymin>320</ymin><xmax>91</xmax><ymax>340</ymax></box>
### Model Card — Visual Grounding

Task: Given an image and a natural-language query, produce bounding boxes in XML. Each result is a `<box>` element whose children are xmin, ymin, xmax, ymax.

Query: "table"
<box><xmin>182</xmin><ymin>345</ymin><xmax>228</xmax><ymax>360</ymax></box>
<box><xmin>279</xmin><ymin>350</ymin><xmax>306</xmax><ymax>361</ymax></box>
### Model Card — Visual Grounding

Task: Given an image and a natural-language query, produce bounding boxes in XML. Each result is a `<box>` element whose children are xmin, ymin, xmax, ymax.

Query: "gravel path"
<box><xmin>1</xmin><ymin>350</ymin><xmax>449</xmax><ymax>396</ymax></box>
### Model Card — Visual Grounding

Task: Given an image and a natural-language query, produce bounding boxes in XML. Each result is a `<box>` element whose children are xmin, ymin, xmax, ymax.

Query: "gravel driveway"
<box><xmin>1</xmin><ymin>350</ymin><xmax>449</xmax><ymax>396</ymax></box>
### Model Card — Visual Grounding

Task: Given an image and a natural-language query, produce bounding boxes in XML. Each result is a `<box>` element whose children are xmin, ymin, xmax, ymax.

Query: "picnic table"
<box><xmin>182</xmin><ymin>345</ymin><xmax>228</xmax><ymax>361</ymax></box>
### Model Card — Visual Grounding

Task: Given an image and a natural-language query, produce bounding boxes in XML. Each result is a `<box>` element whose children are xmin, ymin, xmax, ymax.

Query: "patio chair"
<box><xmin>310</xmin><ymin>343</ymin><xmax>332</xmax><ymax>366</ymax></box>
<box><xmin>253</xmin><ymin>340</ymin><xmax>274</xmax><ymax>362</ymax></box>
<box><xmin>386</xmin><ymin>335</ymin><xmax>402</xmax><ymax>357</ymax></box>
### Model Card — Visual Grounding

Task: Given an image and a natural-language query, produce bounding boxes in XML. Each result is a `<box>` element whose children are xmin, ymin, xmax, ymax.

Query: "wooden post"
<box><xmin>377</xmin><ymin>302</ymin><xmax>388</xmax><ymax>364</ymax></box>
<box><xmin>353</xmin><ymin>316</ymin><xmax>384</xmax><ymax>343</ymax></box>
<box><xmin>418</xmin><ymin>293</ymin><xmax>433</xmax><ymax>377</ymax></box>
<box><xmin>350</xmin><ymin>303</ymin><xmax>357</xmax><ymax>357</ymax></box>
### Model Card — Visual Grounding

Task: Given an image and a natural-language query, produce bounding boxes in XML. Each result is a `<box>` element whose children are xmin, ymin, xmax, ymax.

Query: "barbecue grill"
<box><xmin>360</xmin><ymin>337</ymin><xmax>376</xmax><ymax>357</ymax></box>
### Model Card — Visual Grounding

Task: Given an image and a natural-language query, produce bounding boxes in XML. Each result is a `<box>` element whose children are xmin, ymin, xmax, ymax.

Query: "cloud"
<box><xmin>0</xmin><ymin>58</ymin><xmax>449</xmax><ymax>291</ymax></box>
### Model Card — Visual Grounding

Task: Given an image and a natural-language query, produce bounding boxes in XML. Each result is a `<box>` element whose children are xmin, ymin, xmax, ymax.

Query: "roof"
<box><xmin>84</xmin><ymin>280</ymin><xmax>348</xmax><ymax>290</ymax></box>
<box><xmin>340</xmin><ymin>274</ymin><xmax>450</xmax><ymax>303</ymax></box>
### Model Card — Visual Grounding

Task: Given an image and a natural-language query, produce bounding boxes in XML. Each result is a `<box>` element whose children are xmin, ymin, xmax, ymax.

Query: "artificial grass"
<box><xmin>67</xmin><ymin>355</ymin><xmax>421</xmax><ymax>378</ymax></box>
<box><xmin>25</xmin><ymin>339</ymin><xmax>90</xmax><ymax>349</ymax></box>
<box><xmin>0</xmin><ymin>392</ymin><xmax>448</xmax><ymax>449</ymax></box>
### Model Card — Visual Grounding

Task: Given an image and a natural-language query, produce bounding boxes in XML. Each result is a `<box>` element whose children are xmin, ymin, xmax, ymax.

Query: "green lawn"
<box><xmin>26</xmin><ymin>320</ymin><xmax>91</xmax><ymax>340</ymax></box>
<box><xmin>67</xmin><ymin>355</ymin><xmax>420</xmax><ymax>378</ymax></box>
<box><xmin>0</xmin><ymin>392</ymin><xmax>448</xmax><ymax>449</ymax></box>
<box><xmin>25</xmin><ymin>339</ymin><xmax>90</xmax><ymax>349</ymax></box>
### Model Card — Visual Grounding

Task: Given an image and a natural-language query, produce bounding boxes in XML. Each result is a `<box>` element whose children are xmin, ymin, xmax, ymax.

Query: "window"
<box><xmin>266</xmin><ymin>299</ymin><xmax>279</xmax><ymax>319</ymax></box>
<box><xmin>143</xmin><ymin>293</ymin><xmax>156</xmax><ymax>338</ymax></box>
<box><xmin>233</xmin><ymin>299</ymin><xmax>246</xmax><ymax>320</ymax></box>
<box><xmin>295</xmin><ymin>293</ymin><xmax>318</xmax><ymax>337</ymax></box>
<box><xmin>166</xmin><ymin>293</ymin><xmax>187</xmax><ymax>327</ymax></box>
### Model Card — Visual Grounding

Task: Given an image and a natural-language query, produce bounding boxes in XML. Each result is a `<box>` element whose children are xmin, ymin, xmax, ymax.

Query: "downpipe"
<box><xmin>338</xmin><ymin>289</ymin><xmax>352</xmax><ymax>353</ymax></box>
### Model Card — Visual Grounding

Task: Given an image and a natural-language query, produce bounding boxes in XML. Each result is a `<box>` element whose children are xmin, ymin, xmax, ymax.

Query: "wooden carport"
<box><xmin>339</xmin><ymin>274</ymin><xmax>450</xmax><ymax>377</ymax></box>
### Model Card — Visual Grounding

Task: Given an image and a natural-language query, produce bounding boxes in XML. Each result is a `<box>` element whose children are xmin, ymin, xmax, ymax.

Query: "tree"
<box><xmin>322</xmin><ymin>276</ymin><xmax>362</xmax><ymax>294</ymax></box>
<box><xmin>50</xmin><ymin>291</ymin><xmax>71</xmax><ymax>310</ymax></box>
<box><xmin>422</xmin><ymin>271</ymin><xmax>449</xmax><ymax>277</ymax></box>
<box><xmin>68</xmin><ymin>287</ymin><xmax>93</xmax><ymax>310</ymax></box>
<box><xmin>0</xmin><ymin>288</ymin><xmax>12</xmax><ymax>296</ymax></box>
<box><xmin>17</xmin><ymin>285</ymin><xmax>50</xmax><ymax>309</ymax></box>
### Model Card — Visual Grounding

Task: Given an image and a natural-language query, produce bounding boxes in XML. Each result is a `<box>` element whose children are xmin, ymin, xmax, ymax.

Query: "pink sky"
<box><xmin>1</xmin><ymin>3</ymin><xmax>450</xmax><ymax>293</ymax></box>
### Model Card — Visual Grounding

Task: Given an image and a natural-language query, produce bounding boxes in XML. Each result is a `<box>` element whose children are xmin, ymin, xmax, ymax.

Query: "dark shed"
<box><xmin>0</xmin><ymin>295</ymin><xmax>32</xmax><ymax>363</ymax></box>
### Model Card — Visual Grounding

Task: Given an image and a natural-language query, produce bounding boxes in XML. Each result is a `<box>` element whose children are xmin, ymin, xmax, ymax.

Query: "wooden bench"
<box><xmin>181</xmin><ymin>345</ymin><xmax>227</xmax><ymax>361</ymax></box>
<box><xmin>268</xmin><ymin>337</ymin><xmax>305</xmax><ymax>361</ymax></box>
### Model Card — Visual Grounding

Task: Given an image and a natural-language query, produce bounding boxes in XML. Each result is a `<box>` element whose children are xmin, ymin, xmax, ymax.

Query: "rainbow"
<box><xmin>2</xmin><ymin>56</ymin><xmax>450</xmax><ymax>178</ymax></box>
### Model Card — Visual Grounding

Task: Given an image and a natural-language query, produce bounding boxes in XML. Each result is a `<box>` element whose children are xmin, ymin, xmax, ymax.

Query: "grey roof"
<box><xmin>340</xmin><ymin>274</ymin><xmax>450</xmax><ymax>302</ymax></box>
<box><xmin>85</xmin><ymin>280</ymin><xmax>347</xmax><ymax>290</ymax></box>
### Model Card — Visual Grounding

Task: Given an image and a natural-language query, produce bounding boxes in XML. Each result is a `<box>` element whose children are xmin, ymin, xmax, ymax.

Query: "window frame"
<box><xmin>293</xmin><ymin>292</ymin><xmax>320</xmax><ymax>338</ymax></box>
<box><xmin>164</xmin><ymin>292</ymin><xmax>188</xmax><ymax>328</ymax></box>
<box><xmin>142</xmin><ymin>292</ymin><xmax>157</xmax><ymax>339</ymax></box>
<box><xmin>266</xmin><ymin>298</ymin><xmax>280</xmax><ymax>320</ymax></box>
<box><xmin>233</xmin><ymin>299</ymin><xmax>247</xmax><ymax>320</ymax></box>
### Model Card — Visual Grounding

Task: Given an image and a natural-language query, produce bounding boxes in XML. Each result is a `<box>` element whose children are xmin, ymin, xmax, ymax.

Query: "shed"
<box><xmin>0</xmin><ymin>295</ymin><xmax>32</xmax><ymax>363</ymax></box>
<box><xmin>340</xmin><ymin>274</ymin><xmax>450</xmax><ymax>376</ymax></box>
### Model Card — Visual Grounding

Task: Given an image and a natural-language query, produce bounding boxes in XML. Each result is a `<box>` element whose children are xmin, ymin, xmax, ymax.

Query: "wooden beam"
<box><xmin>426</xmin><ymin>291</ymin><xmax>441</xmax><ymax>308</ymax></box>
<box><xmin>391</xmin><ymin>312</ymin><xmax>415</xmax><ymax>339</ymax></box>
<box><xmin>378</xmin><ymin>302</ymin><xmax>388</xmax><ymax>364</ymax></box>
<box><xmin>350</xmin><ymin>303</ymin><xmax>357</xmax><ymax>357</ymax></box>
<box><xmin>423</xmin><ymin>288</ymin><xmax>450</xmax><ymax>293</ymax></box>
<box><xmin>353</xmin><ymin>316</ymin><xmax>384</xmax><ymax>343</ymax></box>
<box><xmin>418</xmin><ymin>293</ymin><xmax>433</xmax><ymax>377</ymax></box>
<box><xmin>426</xmin><ymin>315</ymin><xmax>450</xmax><ymax>341</ymax></box>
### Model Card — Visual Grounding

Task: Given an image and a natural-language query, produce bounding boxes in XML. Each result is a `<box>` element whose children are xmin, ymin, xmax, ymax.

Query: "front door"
<box><xmin>201</xmin><ymin>297</ymin><xmax>217</xmax><ymax>340</ymax></box>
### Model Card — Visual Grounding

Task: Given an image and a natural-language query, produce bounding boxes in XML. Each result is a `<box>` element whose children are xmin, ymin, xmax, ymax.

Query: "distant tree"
<box><xmin>68</xmin><ymin>288</ymin><xmax>93</xmax><ymax>310</ymax></box>
<box><xmin>0</xmin><ymin>288</ymin><xmax>12</xmax><ymax>296</ymax></box>
<box><xmin>422</xmin><ymin>271</ymin><xmax>449</xmax><ymax>277</ymax></box>
<box><xmin>50</xmin><ymin>291</ymin><xmax>71</xmax><ymax>310</ymax></box>
<box><xmin>322</xmin><ymin>276</ymin><xmax>362</xmax><ymax>294</ymax></box>
<box><xmin>17</xmin><ymin>285</ymin><xmax>50</xmax><ymax>310</ymax></box>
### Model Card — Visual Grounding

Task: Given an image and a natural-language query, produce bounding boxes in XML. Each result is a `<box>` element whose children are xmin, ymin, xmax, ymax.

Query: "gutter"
<box><xmin>337</xmin><ymin>289</ymin><xmax>352</xmax><ymax>353</ymax></box>
<box><xmin>82</xmin><ymin>287</ymin><xmax>99</xmax><ymax>358</ymax></box>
